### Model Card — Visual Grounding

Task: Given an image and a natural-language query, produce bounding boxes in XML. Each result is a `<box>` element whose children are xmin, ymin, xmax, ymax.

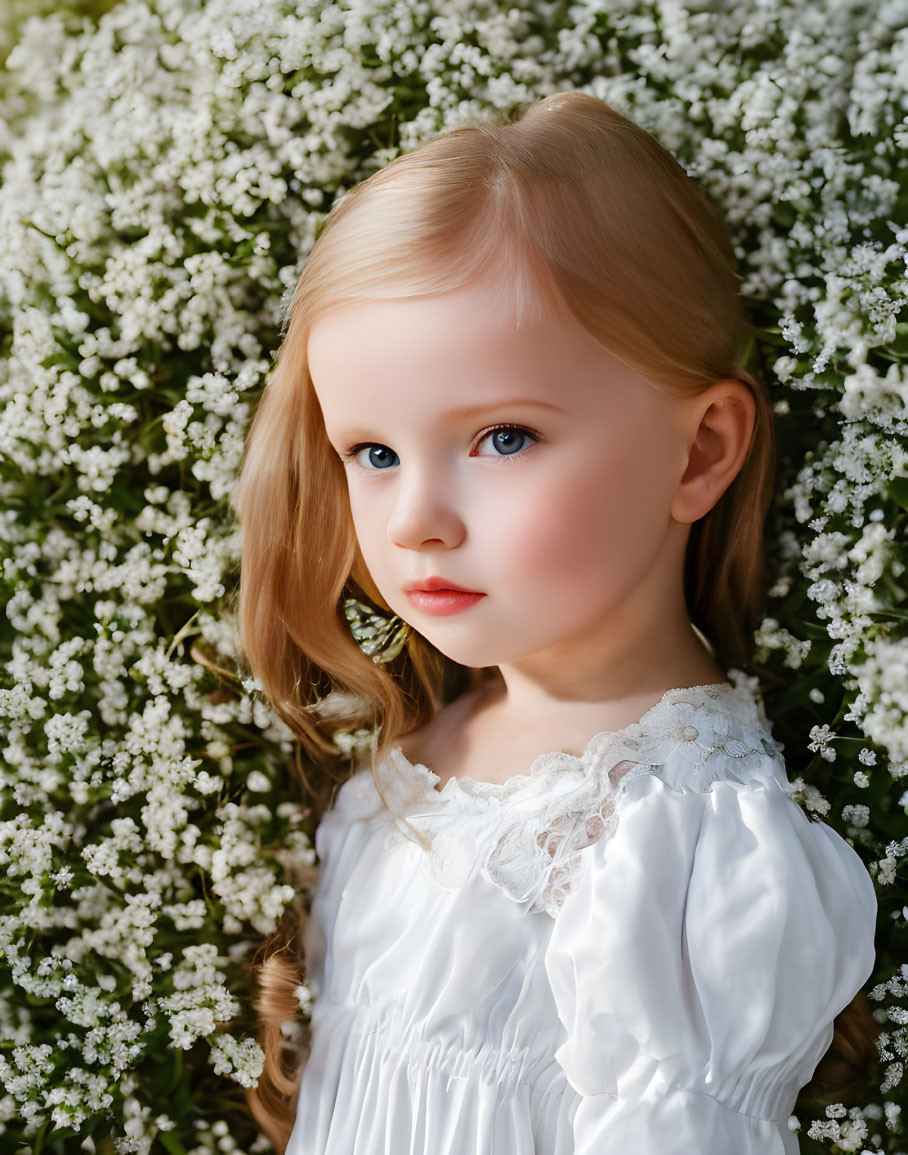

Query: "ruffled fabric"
<box><xmin>544</xmin><ymin>768</ymin><xmax>878</xmax><ymax>1153</ymax></box>
<box><xmin>372</xmin><ymin>672</ymin><xmax>788</xmax><ymax>916</ymax></box>
<box><xmin>287</xmin><ymin>674</ymin><xmax>879</xmax><ymax>1155</ymax></box>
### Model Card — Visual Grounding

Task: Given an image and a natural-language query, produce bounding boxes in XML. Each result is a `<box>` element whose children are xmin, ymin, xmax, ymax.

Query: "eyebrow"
<box><xmin>325</xmin><ymin>398</ymin><xmax>569</xmax><ymax>448</ymax></box>
<box><xmin>443</xmin><ymin>399</ymin><xmax>568</xmax><ymax>417</ymax></box>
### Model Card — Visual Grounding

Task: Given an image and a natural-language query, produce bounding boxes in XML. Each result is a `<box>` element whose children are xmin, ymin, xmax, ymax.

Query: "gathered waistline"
<box><xmin>569</xmin><ymin>1081</ymin><xmax>793</xmax><ymax>1126</ymax></box>
<box><xmin>309</xmin><ymin>1001</ymin><xmax>794</xmax><ymax>1128</ymax></box>
<box><xmin>313</xmin><ymin>997</ymin><xmax>563</xmax><ymax>1090</ymax></box>
<box><xmin>663</xmin><ymin>1085</ymin><xmax>793</xmax><ymax>1127</ymax></box>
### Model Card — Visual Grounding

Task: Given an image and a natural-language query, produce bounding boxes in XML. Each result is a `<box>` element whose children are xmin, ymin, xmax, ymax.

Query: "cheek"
<box><xmin>499</xmin><ymin>450</ymin><xmax>668</xmax><ymax>589</ymax></box>
<box><xmin>346</xmin><ymin>492</ymin><xmax>387</xmax><ymax>571</ymax></box>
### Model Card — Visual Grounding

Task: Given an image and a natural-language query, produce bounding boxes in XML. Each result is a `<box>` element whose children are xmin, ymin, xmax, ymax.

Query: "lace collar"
<box><xmin>366</xmin><ymin>671</ymin><xmax>787</xmax><ymax>916</ymax></box>
<box><xmin>374</xmin><ymin>671</ymin><xmax>782</xmax><ymax>806</ymax></box>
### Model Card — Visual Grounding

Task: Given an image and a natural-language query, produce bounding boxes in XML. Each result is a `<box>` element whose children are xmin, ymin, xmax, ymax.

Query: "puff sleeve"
<box><xmin>543</xmin><ymin>766</ymin><xmax>878</xmax><ymax>1155</ymax></box>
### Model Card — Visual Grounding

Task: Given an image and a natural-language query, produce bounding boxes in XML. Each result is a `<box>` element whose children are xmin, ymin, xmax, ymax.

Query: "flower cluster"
<box><xmin>0</xmin><ymin>0</ymin><xmax>905</xmax><ymax>1149</ymax></box>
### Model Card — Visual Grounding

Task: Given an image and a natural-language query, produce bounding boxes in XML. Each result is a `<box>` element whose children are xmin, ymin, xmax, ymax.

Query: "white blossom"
<box><xmin>0</xmin><ymin>0</ymin><xmax>903</xmax><ymax>1147</ymax></box>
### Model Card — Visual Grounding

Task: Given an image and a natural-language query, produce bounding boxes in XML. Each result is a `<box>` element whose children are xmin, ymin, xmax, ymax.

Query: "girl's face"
<box><xmin>308</xmin><ymin>275</ymin><xmax>696</xmax><ymax>675</ymax></box>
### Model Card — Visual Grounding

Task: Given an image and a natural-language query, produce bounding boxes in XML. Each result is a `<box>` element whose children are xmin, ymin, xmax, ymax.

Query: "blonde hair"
<box><xmin>231</xmin><ymin>91</ymin><xmax>877</xmax><ymax>1151</ymax></box>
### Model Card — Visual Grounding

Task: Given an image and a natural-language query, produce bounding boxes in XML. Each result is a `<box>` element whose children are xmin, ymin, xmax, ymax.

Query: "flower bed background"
<box><xmin>0</xmin><ymin>0</ymin><xmax>906</xmax><ymax>1151</ymax></box>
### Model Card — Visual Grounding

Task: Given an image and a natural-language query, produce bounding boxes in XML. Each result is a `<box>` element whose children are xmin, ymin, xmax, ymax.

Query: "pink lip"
<box><xmin>405</xmin><ymin>589</ymin><xmax>486</xmax><ymax>616</ymax></box>
<box><xmin>402</xmin><ymin>576</ymin><xmax>482</xmax><ymax>594</ymax></box>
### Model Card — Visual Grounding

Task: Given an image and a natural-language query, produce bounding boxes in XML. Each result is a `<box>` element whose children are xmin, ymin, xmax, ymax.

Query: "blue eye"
<box><xmin>342</xmin><ymin>424</ymin><xmax>540</xmax><ymax>471</ymax></box>
<box><xmin>348</xmin><ymin>445</ymin><xmax>399</xmax><ymax>470</ymax></box>
<box><xmin>474</xmin><ymin>425</ymin><xmax>537</xmax><ymax>458</ymax></box>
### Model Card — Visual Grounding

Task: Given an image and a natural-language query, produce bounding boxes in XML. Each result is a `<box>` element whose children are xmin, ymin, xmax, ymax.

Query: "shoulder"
<box><xmin>587</xmin><ymin>673</ymin><xmax>790</xmax><ymax>803</ymax></box>
<box><xmin>550</xmin><ymin>675</ymin><xmax>877</xmax><ymax>959</ymax></box>
<box><xmin>568</xmin><ymin>674</ymin><xmax>877</xmax><ymax>940</ymax></box>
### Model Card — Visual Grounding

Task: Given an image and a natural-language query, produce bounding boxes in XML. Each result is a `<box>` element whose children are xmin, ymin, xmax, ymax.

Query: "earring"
<box><xmin>343</xmin><ymin>597</ymin><xmax>411</xmax><ymax>664</ymax></box>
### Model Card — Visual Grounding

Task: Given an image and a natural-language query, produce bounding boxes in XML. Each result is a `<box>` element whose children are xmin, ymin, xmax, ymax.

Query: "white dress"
<box><xmin>286</xmin><ymin>675</ymin><xmax>878</xmax><ymax>1155</ymax></box>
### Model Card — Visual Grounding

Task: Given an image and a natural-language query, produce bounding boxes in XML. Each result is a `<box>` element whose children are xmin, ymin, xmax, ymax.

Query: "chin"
<box><xmin>410</xmin><ymin>633</ymin><xmax>493</xmax><ymax>666</ymax></box>
<box><xmin>415</xmin><ymin>633</ymin><xmax>529</xmax><ymax>670</ymax></box>
<box><xmin>431</xmin><ymin>645</ymin><xmax>492</xmax><ymax>669</ymax></box>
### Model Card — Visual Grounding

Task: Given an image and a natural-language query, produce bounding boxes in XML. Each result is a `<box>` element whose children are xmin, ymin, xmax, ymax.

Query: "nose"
<box><xmin>386</xmin><ymin>467</ymin><xmax>466</xmax><ymax>550</ymax></box>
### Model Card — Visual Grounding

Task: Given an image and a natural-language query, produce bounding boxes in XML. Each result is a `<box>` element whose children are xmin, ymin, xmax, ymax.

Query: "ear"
<box><xmin>670</xmin><ymin>379</ymin><xmax>756</xmax><ymax>525</ymax></box>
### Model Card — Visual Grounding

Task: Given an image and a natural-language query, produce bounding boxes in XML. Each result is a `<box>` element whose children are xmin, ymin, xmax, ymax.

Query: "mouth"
<box><xmin>403</xmin><ymin>584</ymin><xmax>486</xmax><ymax>617</ymax></box>
<box><xmin>402</xmin><ymin>577</ymin><xmax>483</xmax><ymax>595</ymax></box>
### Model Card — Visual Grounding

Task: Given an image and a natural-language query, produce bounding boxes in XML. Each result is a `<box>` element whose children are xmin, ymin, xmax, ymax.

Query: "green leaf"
<box><xmin>167</xmin><ymin>1046</ymin><xmax>184</xmax><ymax>1093</ymax></box>
<box><xmin>40</xmin><ymin>351</ymin><xmax>80</xmax><ymax>371</ymax></box>
<box><xmin>158</xmin><ymin>1132</ymin><xmax>189</xmax><ymax>1155</ymax></box>
<box><xmin>791</xmin><ymin>618</ymin><xmax>833</xmax><ymax>641</ymax></box>
<box><xmin>888</xmin><ymin>476</ymin><xmax>908</xmax><ymax>512</ymax></box>
<box><xmin>45</xmin><ymin>1125</ymin><xmax>81</xmax><ymax>1143</ymax></box>
<box><xmin>876</xmin><ymin>321</ymin><xmax>908</xmax><ymax>360</ymax></box>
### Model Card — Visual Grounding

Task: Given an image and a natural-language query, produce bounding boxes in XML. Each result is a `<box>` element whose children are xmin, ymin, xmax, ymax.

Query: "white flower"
<box><xmin>1</xmin><ymin>0</ymin><xmax>903</xmax><ymax>1146</ymax></box>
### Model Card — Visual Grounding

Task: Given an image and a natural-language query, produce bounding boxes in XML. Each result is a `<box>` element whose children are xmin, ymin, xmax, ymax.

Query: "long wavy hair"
<box><xmin>230</xmin><ymin>90</ymin><xmax>880</xmax><ymax>1151</ymax></box>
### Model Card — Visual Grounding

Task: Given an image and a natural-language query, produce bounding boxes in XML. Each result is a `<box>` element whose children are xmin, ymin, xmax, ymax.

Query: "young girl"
<box><xmin>233</xmin><ymin>91</ymin><xmax>879</xmax><ymax>1154</ymax></box>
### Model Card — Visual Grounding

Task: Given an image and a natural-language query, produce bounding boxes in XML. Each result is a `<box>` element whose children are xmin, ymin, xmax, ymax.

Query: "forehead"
<box><xmin>309</xmin><ymin>275</ymin><xmax>543</xmax><ymax>353</ymax></box>
<box><xmin>307</xmin><ymin>281</ymin><xmax>627</xmax><ymax>421</ymax></box>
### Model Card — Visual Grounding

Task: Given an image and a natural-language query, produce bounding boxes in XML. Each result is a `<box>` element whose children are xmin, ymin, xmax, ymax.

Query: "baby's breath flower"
<box><xmin>0</xmin><ymin>0</ymin><xmax>902</xmax><ymax>1148</ymax></box>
